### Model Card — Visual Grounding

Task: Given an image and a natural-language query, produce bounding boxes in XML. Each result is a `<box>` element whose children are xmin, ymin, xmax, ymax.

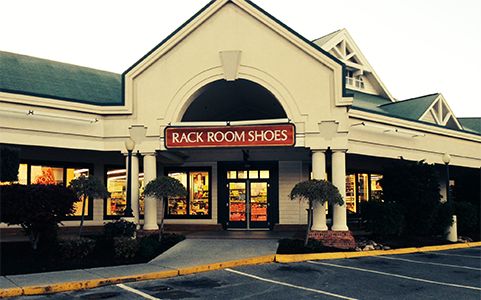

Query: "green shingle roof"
<box><xmin>380</xmin><ymin>94</ymin><xmax>439</xmax><ymax>120</ymax></box>
<box><xmin>350</xmin><ymin>89</ymin><xmax>439</xmax><ymax>120</ymax></box>
<box><xmin>0</xmin><ymin>51</ymin><xmax>122</xmax><ymax>105</ymax></box>
<box><xmin>458</xmin><ymin>118</ymin><xmax>481</xmax><ymax>134</ymax></box>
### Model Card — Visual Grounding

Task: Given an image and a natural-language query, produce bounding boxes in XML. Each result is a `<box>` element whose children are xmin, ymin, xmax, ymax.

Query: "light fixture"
<box><xmin>125</xmin><ymin>138</ymin><xmax>135</xmax><ymax>151</ymax></box>
<box><xmin>442</xmin><ymin>153</ymin><xmax>451</xmax><ymax>165</ymax></box>
<box><xmin>0</xmin><ymin>107</ymin><xmax>98</xmax><ymax>123</ymax></box>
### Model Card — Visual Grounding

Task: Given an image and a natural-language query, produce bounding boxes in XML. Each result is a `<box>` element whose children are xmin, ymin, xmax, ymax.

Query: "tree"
<box><xmin>380</xmin><ymin>160</ymin><xmax>450</xmax><ymax>236</ymax></box>
<box><xmin>0</xmin><ymin>146</ymin><xmax>20</xmax><ymax>182</ymax></box>
<box><xmin>0</xmin><ymin>184</ymin><xmax>78</xmax><ymax>250</ymax></box>
<box><xmin>289</xmin><ymin>179</ymin><xmax>344</xmax><ymax>246</ymax></box>
<box><xmin>144</xmin><ymin>176</ymin><xmax>187</xmax><ymax>241</ymax></box>
<box><xmin>69</xmin><ymin>175</ymin><xmax>109</xmax><ymax>237</ymax></box>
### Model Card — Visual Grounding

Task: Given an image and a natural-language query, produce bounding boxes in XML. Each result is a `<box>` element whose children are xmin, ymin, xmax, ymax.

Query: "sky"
<box><xmin>1</xmin><ymin>0</ymin><xmax>480</xmax><ymax>117</ymax></box>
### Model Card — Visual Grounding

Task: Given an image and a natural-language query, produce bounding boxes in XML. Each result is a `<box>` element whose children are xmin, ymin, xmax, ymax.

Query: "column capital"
<box><xmin>311</xmin><ymin>149</ymin><xmax>328</xmax><ymax>153</ymax></box>
<box><xmin>331</xmin><ymin>149</ymin><xmax>348</xmax><ymax>153</ymax></box>
<box><xmin>141</xmin><ymin>152</ymin><xmax>157</xmax><ymax>157</ymax></box>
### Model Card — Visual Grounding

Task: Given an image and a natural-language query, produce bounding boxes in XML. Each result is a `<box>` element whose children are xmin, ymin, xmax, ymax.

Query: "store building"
<box><xmin>1</xmin><ymin>0</ymin><xmax>480</xmax><ymax>232</ymax></box>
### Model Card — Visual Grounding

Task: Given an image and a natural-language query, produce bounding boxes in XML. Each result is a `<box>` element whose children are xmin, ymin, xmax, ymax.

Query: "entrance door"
<box><xmin>226</xmin><ymin>169</ymin><xmax>270</xmax><ymax>229</ymax></box>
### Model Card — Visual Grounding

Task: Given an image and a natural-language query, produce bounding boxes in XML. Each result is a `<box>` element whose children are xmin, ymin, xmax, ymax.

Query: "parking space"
<box><xmin>9</xmin><ymin>247</ymin><xmax>481</xmax><ymax>299</ymax></box>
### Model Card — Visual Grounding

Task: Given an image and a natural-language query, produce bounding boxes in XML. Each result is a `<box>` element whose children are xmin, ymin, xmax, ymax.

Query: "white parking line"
<box><xmin>426</xmin><ymin>252</ymin><xmax>481</xmax><ymax>259</ymax></box>
<box><xmin>116</xmin><ymin>283</ymin><xmax>161</xmax><ymax>300</ymax></box>
<box><xmin>225</xmin><ymin>268</ymin><xmax>357</xmax><ymax>300</ymax></box>
<box><xmin>374</xmin><ymin>255</ymin><xmax>481</xmax><ymax>270</ymax></box>
<box><xmin>308</xmin><ymin>261</ymin><xmax>481</xmax><ymax>291</ymax></box>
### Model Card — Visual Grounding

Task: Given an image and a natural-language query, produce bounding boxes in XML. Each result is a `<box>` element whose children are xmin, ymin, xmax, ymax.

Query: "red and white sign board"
<box><xmin>165</xmin><ymin>124</ymin><xmax>295</xmax><ymax>149</ymax></box>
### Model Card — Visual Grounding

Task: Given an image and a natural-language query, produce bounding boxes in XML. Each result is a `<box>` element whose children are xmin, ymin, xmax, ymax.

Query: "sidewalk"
<box><xmin>0</xmin><ymin>237</ymin><xmax>279</xmax><ymax>297</ymax></box>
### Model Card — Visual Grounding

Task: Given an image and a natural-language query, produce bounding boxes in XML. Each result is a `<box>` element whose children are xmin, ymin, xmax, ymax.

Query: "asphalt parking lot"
<box><xmin>9</xmin><ymin>247</ymin><xmax>481</xmax><ymax>300</ymax></box>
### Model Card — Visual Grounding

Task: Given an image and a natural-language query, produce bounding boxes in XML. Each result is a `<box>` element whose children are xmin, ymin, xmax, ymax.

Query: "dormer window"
<box><xmin>346</xmin><ymin>70</ymin><xmax>354</xmax><ymax>85</ymax></box>
<box><xmin>355</xmin><ymin>76</ymin><xmax>364</xmax><ymax>89</ymax></box>
<box><xmin>346</xmin><ymin>70</ymin><xmax>364</xmax><ymax>89</ymax></box>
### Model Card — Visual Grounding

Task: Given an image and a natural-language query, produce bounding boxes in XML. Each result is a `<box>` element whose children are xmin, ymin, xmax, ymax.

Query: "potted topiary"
<box><xmin>289</xmin><ymin>179</ymin><xmax>343</xmax><ymax>246</ymax></box>
<box><xmin>144</xmin><ymin>176</ymin><xmax>187</xmax><ymax>241</ymax></box>
<box><xmin>69</xmin><ymin>175</ymin><xmax>109</xmax><ymax>237</ymax></box>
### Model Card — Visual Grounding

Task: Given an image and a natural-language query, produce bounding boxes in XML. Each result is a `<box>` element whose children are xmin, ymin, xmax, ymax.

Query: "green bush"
<box><xmin>431</xmin><ymin>202</ymin><xmax>454</xmax><ymax>237</ymax></box>
<box><xmin>455</xmin><ymin>201</ymin><xmax>480</xmax><ymax>235</ymax></box>
<box><xmin>104</xmin><ymin>220</ymin><xmax>136</xmax><ymax>239</ymax></box>
<box><xmin>361</xmin><ymin>201</ymin><xmax>405</xmax><ymax>236</ymax></box>
<box><xmin>137</xmin><ymin>233</ymin><xmax>185</xmax><ymax>260</ymax></box>
<box><xmin>113</xmin><ymin>237</ymin><xmax>138</xmax><ymax>260</ymax></box>
<box><xmin>58</xmin><ymin>237</ymin><xmax>96</xmax><ymax>260</ymax></box>
<box><xmin>380</xmin><ymin>160</ymin><xmax>445</xmax><ymax>236</ymax></box>
<box><xmin>0</xmin><ymin>184</ymin><xmax>77</xmax><ymax>250</ymax></box>
<box><xmin>0</xmin><ymin>146</ymin><xmax>20</xmax><ymax>182</ymax></box>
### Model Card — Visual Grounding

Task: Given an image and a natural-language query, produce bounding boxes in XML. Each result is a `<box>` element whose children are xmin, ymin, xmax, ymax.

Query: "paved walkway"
<box><xmin>0</xmin><ymin>237</ymin><xmax>279</xmax><ymax>292</ymax></box>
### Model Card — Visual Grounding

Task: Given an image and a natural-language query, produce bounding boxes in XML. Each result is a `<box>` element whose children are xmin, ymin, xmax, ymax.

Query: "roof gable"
<box><xmin>417</xmin><ymin>94</ymin><xmax>462</xmax><ymax>130</ymax></box>
<box><xmin>123</xmin><ymin>0</ymin><xmax>347</xmax><ymax>97</ymax></box>
<box><xmin>313</xmin><ymin>28</ymin><xmax>393</xmax><ymax>100</ymax></box>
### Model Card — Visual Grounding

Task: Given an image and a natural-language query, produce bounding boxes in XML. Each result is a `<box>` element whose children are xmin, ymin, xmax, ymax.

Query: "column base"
<box><xmin>308</xmin><ymin>230</ymin><xmax>356</xmax><ymax>250</ymax></box>
<box><xmin>143</xmin><ymin>224</ymin><xmax>159</xmax><ymax>231</ymax></box>
<box><xmin>311</xmin><ymin>224</ymin><xmax>328</xmax><ymax>231</ymax></box>
<box><xmin>331</xmin><ymin>224</ymin><xmax>349</xmax><ymax>231</ymax></box>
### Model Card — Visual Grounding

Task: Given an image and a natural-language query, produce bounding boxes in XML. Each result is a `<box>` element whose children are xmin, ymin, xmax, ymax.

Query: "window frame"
<box><xmin>103</xmin><ymin>165</ymin><xmax>146</xmax><ymax>220</ymax></box>
<box><xmin>18</xmin><ymin>160</ymin><xmax>94</xmax><ymax>221</ymax></box>
<box><xmin>164</xmin><ymin>167</ymin><xmax>212</xmax><ymax>220</ymax></box>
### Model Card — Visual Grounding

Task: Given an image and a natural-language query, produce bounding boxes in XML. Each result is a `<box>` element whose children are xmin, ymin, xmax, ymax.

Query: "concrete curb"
<box><xmin>275</xmin><ymin>241</ymin><xmax>481</xmax><ymax>263</ymax></box>
<box><xmin>1</xmin><ymin>242</ymin><xmax>480</xmax><ymax>298</ymax></box>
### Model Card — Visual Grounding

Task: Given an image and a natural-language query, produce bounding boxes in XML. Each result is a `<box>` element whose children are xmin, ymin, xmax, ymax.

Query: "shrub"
<box><xmin>361</xmin><ymin>201</ymin><xmax>405</xmax><ymax>236</ymax></box>
<box><xmin>113</xmin><ymin>237</ymin><xmax>138</xmax><ymax>260</ymax></box>
<box><xmin>289</xmin><ymin>179</ymin><xmax>344</xmax><ymax>246</ymax></box>
<box><xmin>138</xmin><ymin>233</ymin><xmax>185</xmax><ymax>259</ymax></box>
<box><xmin>0</xmin><ymin>184</ymin><xmax>77</xmax><ymax>250</ymax></box>
<box><xmin>380</xmin><ymin>160</ymin><xmax>443</xmax><ymax>236</ymax></box>
<box><xmin>431</xmin><ymin>202</ymin><xmax>454</xmax><ymax>237</ymax></box>
<box><xmin>58</xmin><ymin>237</ymin><xmax>96</xmax><ymax>260</ymax></box>
<box><xmin>0</xmin><ymin>146</ymin><xmax>20</xmax><ymax>182</ymax></box>
<box><xmin>454</xmin><ymin>201</ymin><xmax>480</xmax><ymax>235</ymax></box>
<box><xmin>104</xmin><ymin>220</ymin><xmax>136</xmax><ymax>239</ymax></box>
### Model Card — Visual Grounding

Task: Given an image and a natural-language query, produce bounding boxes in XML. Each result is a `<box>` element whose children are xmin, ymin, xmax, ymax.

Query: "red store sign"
<box><xmin>165</xmin><ymin>124</ymin><xmax>295</xmax><ymax>149</ymax></box>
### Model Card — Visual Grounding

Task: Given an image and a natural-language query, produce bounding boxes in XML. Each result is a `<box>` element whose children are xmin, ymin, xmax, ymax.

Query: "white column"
<box><xmin>143</xmin><ymin>153</ymin><xmax>159</xmax><ymax>230</ymax></box>
<box><xmin>331</xmin><ymin>150</ymin><xmax>349</xmax><ymax>231</ymax></box>
<box><xmin>125</xmin><ymin>154</ymin><xmax>140</xmax><ymax>225</ymax></box>
<box><xmin>311</xmin><ymin>150</ymin><xmax>328</xmax><ymax>231</ymax></box>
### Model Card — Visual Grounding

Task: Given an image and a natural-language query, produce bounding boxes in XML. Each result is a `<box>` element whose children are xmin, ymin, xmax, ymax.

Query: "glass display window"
<box><xmin>346</xmin><ymin>172</ymin><xmax>385</xmax><ymax>215</ymax></box>
<box><xmin>167</xmin><ymin>172</ymin><xmax>188</xmax><ymax>216</ymax></box>
<box><xmin>227</xmin><ymin>171</ymin><xmax>237</xmax><ymax>179</ymax></box>
<box><xmin>11</xmin><ymin>163</ymin><xmax>92</xmax><ymax>219</ymax></box>
<box><xmin>357</xmin><ymin>173</ymin><xmax>369</xmax><ymax>203</ymax></box>
<box><xmin>31</xmin><ymin>165</ymin><xmax>64</xmax><ymax>185</ymax></box>
<box><xmin>66</xmin><ymin>168</ymin><xmax>90</xmax><ymax>216</ymax></box>
<box><xmin>249</xmin><ymin>170</ymin><xmax>259</xmax><ymax>179</ymax></box>
<box><xmin>106</xmin><ymin>169</ymin><xmax>127</xmax><ymax>216</ymax></box>
<box><xmin>259</xmin><ymin>170</ymin><xmax>270</xmax><ymax>179</ymax></box>
<box><xmin>345</xmin><ymin>174</ymin><xmax>356</xmax><ymax>213</ymax></box>
<box><xmin>166</xmin><ymin>169</ymin><xmax>211</xmax><ymax>219</ymax></box>
<box><xmin>370</xmin><ymin>174</ymin><xmax>383</xmax><ymax>201</ymax></box>
<box><xmin>105</xmin><ymin>168</ymin><xmax>145</xmax><ymax>218</ymax></box>
<box><xmin>190</xmin><ymin>172</ymin><xmax>209</xmax><ymax>216</ymax></box>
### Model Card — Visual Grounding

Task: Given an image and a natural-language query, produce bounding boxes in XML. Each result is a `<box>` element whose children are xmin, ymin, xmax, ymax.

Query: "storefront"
<box><xmin>1</xmin><ymin>0</ymin><xmax>480</xmax><ymax>232</ymax></box>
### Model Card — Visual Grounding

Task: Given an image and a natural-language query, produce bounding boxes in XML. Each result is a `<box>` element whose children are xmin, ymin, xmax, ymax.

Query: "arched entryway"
<box><xmin>181</xmin><ymin>79</ymin><xmax>287</xmax><ymax>122</ymax></box>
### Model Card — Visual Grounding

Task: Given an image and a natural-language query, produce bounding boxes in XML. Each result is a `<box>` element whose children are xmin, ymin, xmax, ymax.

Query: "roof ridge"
<box><xmin>379</xmin><ymin>93</ymin><xmax>439</xmax><ymax>107</ymax></box>
<box><xmin>0</xmin><ymin>50</ymin><xmax>120</xmax><ymax>76</ymax></box>
<box><xmin>311</xmin><ymin>29</ymin><xmax>341</xmax><ymax>43</ymax></box>
<box><xmin>458</xmin><ymin>117</ymin><xmax>481</xmax><ymax>120</ymax></box>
